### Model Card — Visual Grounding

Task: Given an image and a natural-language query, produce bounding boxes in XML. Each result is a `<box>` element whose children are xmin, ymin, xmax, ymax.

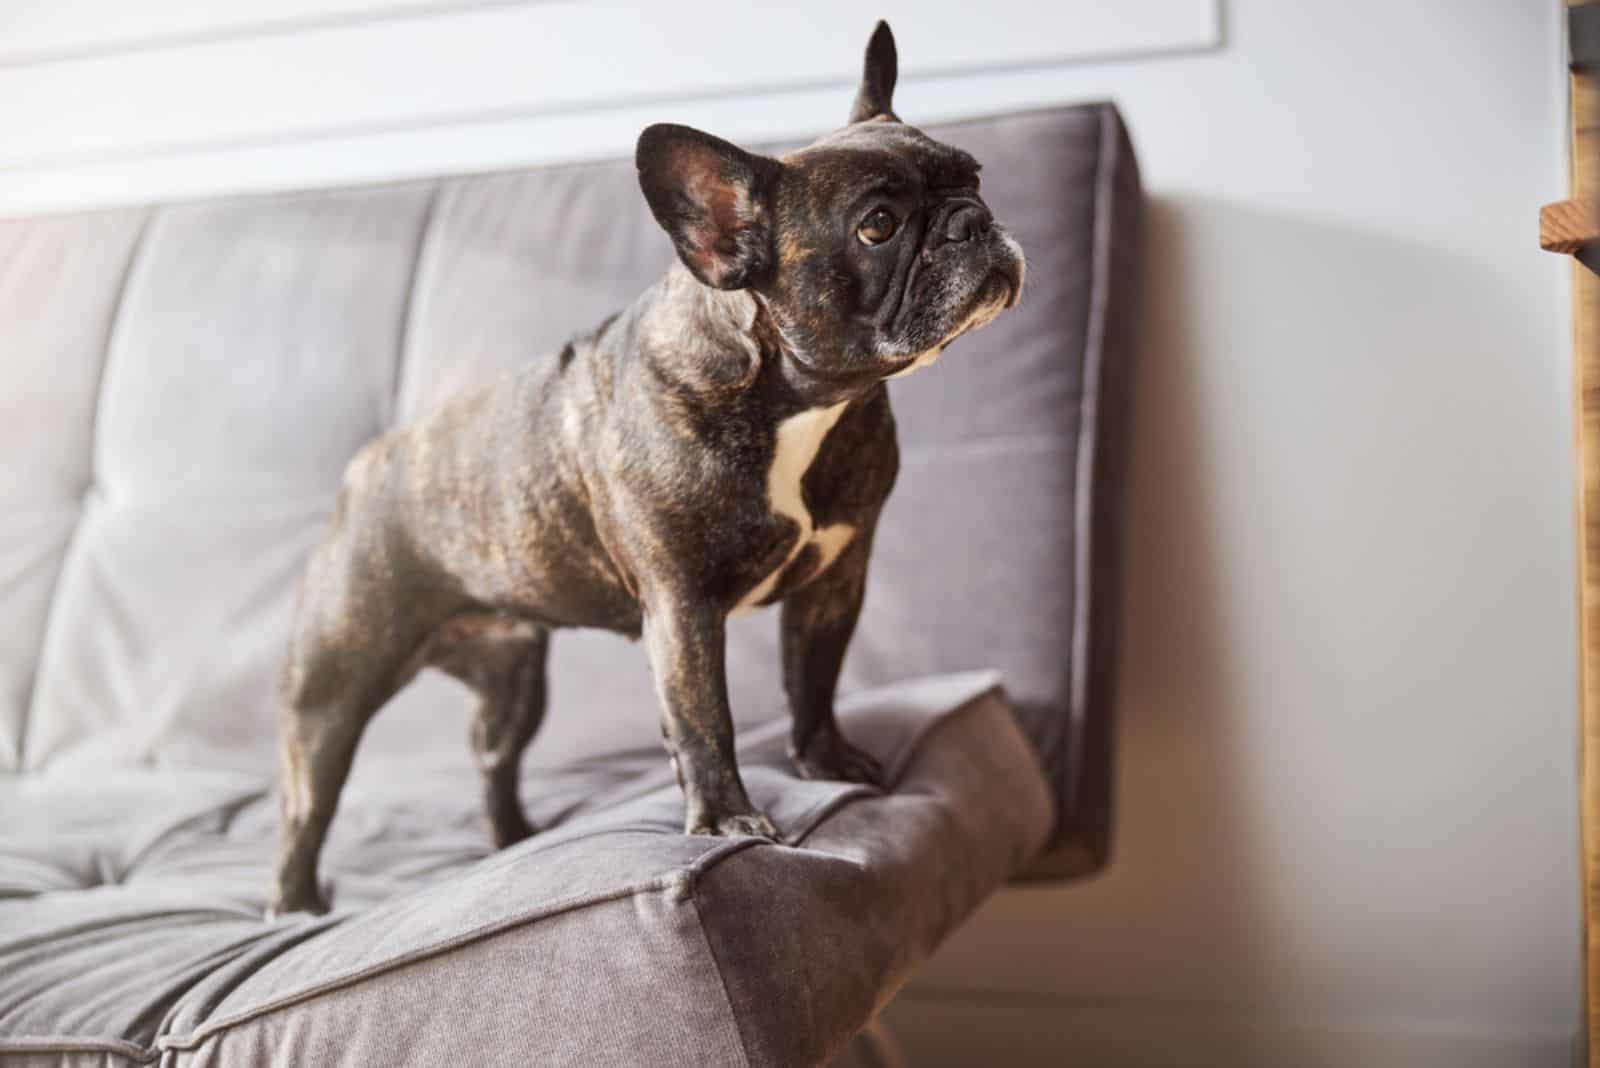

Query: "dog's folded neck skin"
<box><xmin>633</xmin><ymin>263</ymin><xmax>868</xmax><ymax>417</ymax></box>
<box><xmin>635</xmin><ymin>265</ymin><xmax>766</xmax><ymax>395</ymax></box>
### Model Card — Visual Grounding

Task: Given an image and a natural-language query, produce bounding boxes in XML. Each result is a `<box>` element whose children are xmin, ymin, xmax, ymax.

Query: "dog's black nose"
<box><xmin>943</xmin><ymin>204</ymin><xmax>991</xmax><ymax>244</ymax></box>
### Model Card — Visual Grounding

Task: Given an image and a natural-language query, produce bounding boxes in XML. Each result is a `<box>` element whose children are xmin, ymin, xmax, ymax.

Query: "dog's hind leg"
<box><xmin>271</xmin><ymin>632</ymin><xmax>426</xmax><ymax>917</ymax></box>
<box><xmin>429</xmin><ymin>619</ymin><xmax>551</xmax><ymax>849</ymax></box>
<box><xmin>270</xmin><ymin>509</ymin><xmax>455</xmax><ymax>916</ymax></box>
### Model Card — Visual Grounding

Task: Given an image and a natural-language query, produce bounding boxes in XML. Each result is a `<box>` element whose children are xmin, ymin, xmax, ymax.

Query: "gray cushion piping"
<box><xmin>152</xmin><ymin>834</ymin><xmax>766</xmax><ymax>1055</ymax></box>
<box><xmin>0</xmin><ymin>1035</ymin><xmax>157</xmax><ymax>1064</ymax></box>
<box><xmin>1062</xmin><ymin>103</ymin><xmax>1119</xmax><ymax>800</ymax></box>
<box><xmin>782</xmin><ymin>682</ymin><xmax>1012</xmax><ymax>850</ymax></box>
<box><xmin>880</xmin><ymin>683</ymin><xmax>1008</xmax><ymax>791</ymax></box>
<box><xmin>465</xmin><ymin>681</ymin><xmax>1009</xmax><ymax>852</ymax></box>
<box><xmin>0</xmin><ymin>860</ymin><xmax>756</xmax><ymax>1064</ymax></box>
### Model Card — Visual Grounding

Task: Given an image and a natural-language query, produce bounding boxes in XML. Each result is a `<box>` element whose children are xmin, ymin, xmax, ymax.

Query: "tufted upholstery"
<box><xmin>0</xmin><ymin>104</ymin><xmax>1140</xmax><ymax>1066</ymax></box>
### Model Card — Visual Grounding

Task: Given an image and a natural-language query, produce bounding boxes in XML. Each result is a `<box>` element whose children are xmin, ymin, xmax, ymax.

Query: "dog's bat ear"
<box><xmin>636</xmin><ymin>124</ymin><xmax>781</xmax><ymax>291</ymax></box>
<box><xmin>849</xmin><ymin>20</ymin><xmax>899</xmax><ymax>124</ymax></box>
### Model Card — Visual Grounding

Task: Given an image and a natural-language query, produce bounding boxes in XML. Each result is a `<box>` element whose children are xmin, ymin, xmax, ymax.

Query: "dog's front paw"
<box><xmin>266</xmin><ymin>884</ymin><xmax>330</xmax><ymax>920</ymax></box>
<box><xmin>490</xmin><ymin>809</ymin><xmax>537</xmax><ymax>850</ymax></box>
<box><xmin>790</xmin><ymin>730</ymin><xmax>885</xmax><ymax>788</ymax></box>
<box><xmin>685</xmin><ymin>808</ymin><xmax>782</xmax><ymax>842</ymax></box>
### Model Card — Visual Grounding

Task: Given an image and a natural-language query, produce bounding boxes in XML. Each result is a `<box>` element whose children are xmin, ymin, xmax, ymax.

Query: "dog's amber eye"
<box><xmin>857</xmin><ymin>208</ymin><xmax>898</xmax><ymax>246</ymax></box>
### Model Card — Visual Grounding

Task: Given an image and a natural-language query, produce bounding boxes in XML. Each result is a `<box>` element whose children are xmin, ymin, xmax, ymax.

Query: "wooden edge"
<box><xmin>1542</xmin><ymin>197</ymin><xmax>1600</xmax><ymax>254</ymax></box>
<box><xmin>1568</xmin><ymin>7</ymin><xmax>1600</xmax><ymax>1059</ymax></box>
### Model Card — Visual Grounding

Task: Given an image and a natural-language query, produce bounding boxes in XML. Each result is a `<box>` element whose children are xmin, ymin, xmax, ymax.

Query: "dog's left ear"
<box><xmin>849</xmin><ymin>20</ymin><xmax>898</xmax><ymax>124</ymax></box>
<box><xmin>636</xmin><ymin>124</ymin><xmax>781</xmax><ymax>291</ymax></box>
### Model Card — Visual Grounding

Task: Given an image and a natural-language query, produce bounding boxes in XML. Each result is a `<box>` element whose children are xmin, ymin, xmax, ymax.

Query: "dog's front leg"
<box><xmin>643</xmin><ymin>597</ymin><xmax>780</xmax><ymax>840</ymax></box>
<box><xmin>781</xmin><ymin>539</ymin><xmax>885</xmax><ymax>786</ymax></box>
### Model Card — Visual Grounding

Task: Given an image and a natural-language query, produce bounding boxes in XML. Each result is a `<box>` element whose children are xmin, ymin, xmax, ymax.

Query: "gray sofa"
<box><xmin>0</xmin><ymin>102</ymin><xmax>1140</xmax><ymax>1067</ymax></box>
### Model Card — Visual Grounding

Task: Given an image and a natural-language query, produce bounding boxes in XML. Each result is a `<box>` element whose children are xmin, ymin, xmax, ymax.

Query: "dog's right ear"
<box><xmin>849</xmin><ymin>20</ymin><xmax>899</xmax><ymax>124</ymax></box>
<box><xmin>636</xmin><ymin>124</ymin><xmax>781</xmax><ymax>291</ymax></box>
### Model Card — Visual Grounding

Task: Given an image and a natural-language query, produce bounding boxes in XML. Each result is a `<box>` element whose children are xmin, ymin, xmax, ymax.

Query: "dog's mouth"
<box><xmin>980</xmin><ymin>269</ymin><xmax>1017</xmax><ymax>312</ymax></box>
<box><xmin>883</xmin><ymin>270</ymin><xmax>1019</xmax><ymax>380</ymax></box>
<box><xmin>992</xmin><ymin>234</ymin><xmax>1026</xmax><ymax>310</ymax></box>
<box><xmin>878</xmin><ymin>229</ymin><xmax>1025</xmax><ymax>380</ymax></box>
<box><xmin>954</xmin><ymin>252</ymin><xmax>1025</xmax><ymax>336</ymax></box>
<box><xmin>951</xmin><ymin>275</ymin><xmax>1012</xmax><ymax>340</ymax></box>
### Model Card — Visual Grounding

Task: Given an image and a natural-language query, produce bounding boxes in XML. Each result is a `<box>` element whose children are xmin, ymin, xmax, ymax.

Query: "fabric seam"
<box><xmin>1061</xmin><ymin>104</ymin><xmax>1118</xmax><ymax>801</ymax></box>
<box><xmin>686</xmin><ymin>885</ymin><xmax>756</xmax><ymax>1068</ymax></box>
<box><xmin>0</xmin><ymin>1036</ymin><xmax>156</xmax><ymax>1062</ymax></box>
<box><xmin>155</xmin><ymin>836</ymin><xmax>762</xmax><ymax>1053</ymax></box>
<box><xmin>388</xmin><ymin>182</ymin><xmax>442</xmax><ymax>428</ymax></box>
<box><xmin>14</xmin><ymin>206</ymin><xmax>155</xmax><ymax>770</ymax></box>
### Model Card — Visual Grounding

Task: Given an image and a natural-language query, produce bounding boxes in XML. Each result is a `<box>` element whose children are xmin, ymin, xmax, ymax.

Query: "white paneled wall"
<box><xmin>0</xmin><ymin>0</ymin><xmax>1216</xmax><ymax>214</ymax></box>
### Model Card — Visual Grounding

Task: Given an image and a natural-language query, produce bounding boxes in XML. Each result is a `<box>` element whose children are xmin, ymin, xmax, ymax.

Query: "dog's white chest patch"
<box><xmin>731</xmin><ymin>401</ymin><xmax>855</xmax><ymax>616</ymax></box>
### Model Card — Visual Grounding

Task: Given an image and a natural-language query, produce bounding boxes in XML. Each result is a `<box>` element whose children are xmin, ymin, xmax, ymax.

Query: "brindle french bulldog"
<box><xmin>270</xmin><ymin>20</ymin><xmax>1024</xmax><ymax>916</ymax></box>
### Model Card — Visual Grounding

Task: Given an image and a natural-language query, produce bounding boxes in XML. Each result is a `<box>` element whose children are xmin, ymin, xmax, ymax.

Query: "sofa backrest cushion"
<box><xmin>0</xmin><ymin>105</ymin><xmax>1141</xmax><ymax>859</ymax></box>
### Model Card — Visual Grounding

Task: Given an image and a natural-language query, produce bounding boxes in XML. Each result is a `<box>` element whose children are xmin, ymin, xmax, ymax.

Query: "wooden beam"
<box><xmin>1567</xmin><ymin>1</ymin><xmax>1600</xmax><ymax>1063</ymax></box>
<box><xmin>1543</xmin><ymin>197</ymin><xmax>1600</xmax><ymax>255</ymax></box>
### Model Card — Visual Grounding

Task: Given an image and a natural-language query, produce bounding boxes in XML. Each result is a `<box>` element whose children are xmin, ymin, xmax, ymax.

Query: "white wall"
<box><xmin>0</xmin><ymin>0</ymin><xmax>1217</xmax><ymax>214</ymax></box>
<box><xmin>0</xmin><ymin>2</ymin><xmax>1576</xmax><ymax>1064</ymax></box>
<box><xmin>883</xmin><ymin>4</ymin><xmax>1580</xmax><ymax>1066</ymax></box>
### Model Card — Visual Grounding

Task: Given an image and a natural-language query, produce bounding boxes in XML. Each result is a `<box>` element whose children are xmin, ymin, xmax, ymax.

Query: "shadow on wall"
<box><xmin>880</xmin><ymin>193</ymin><xmax>1577</xmax><ymax>1066</ymax></box>
<box><xmin>882</xmin><ymin>192</ymin><xmax>1273</xmax><ymax>1043</ymax></box>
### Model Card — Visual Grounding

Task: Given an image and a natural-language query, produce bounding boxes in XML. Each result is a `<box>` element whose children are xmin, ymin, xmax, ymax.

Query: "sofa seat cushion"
<box><xmin>0</xmin><ymin>673</ymin><xmax>1051</xmax><ymax>1067</ymax></box>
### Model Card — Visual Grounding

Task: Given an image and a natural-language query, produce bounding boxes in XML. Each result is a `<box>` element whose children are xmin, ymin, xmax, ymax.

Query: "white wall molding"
<box><xmin>0</xmin><ymin>0</ymin><xmax>525</xmax><ymax>68</ymax></box>
<box><xmin>0</xmin><ymin>0</ymin><xmax>1218</xmax><ymax>216</ymax></box>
